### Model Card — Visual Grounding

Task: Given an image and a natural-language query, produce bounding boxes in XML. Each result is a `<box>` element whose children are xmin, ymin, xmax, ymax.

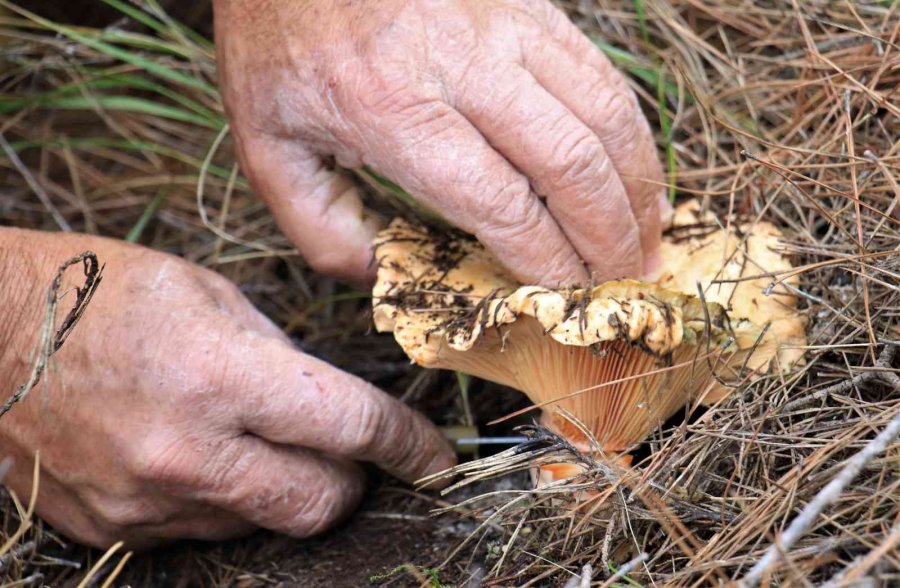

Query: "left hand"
<box><xmin>0</xmin><ymin>229</ymin><xmax>454</xmax><ymax>548</ymax></box>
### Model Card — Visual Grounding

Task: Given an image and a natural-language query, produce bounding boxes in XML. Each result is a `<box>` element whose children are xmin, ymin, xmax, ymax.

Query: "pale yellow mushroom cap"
<box><xmin>658</xmin><ymin>201</ymin><xmax>806</xmax><ymax>391</ymax></box>
<box><xmin>373</xmin><ymin>200</ymin><xmax>806</xmax><ymax>456</ymax></box>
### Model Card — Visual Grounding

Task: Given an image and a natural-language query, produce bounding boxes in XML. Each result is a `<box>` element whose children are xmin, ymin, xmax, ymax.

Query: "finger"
<box><xmin>451</xmin><ymin>64</ymin><xmax>643</xmax><ymax>281</ymax></box>
<box><xmin>73</xmin><ymin>467</ymin><xmax>258</xmax><ymax>547</ymax></box>
<box><xmin>105</xmin><ymin>510</ymin><xmax>255</xmax><ymax>549</ymax></box>
<box><xmin>234</xmin><ymin>133</ymin><xmax>381</xmax><ymax>285</ymax></box>
<box><xmin>354</xmin><ymin>98</ymin><xmax>589</xmax><ymax>286</ymax></box>
<box><xmin>202</xmin><ymin>435</ymin><xmax>366</xmax><ymax>537</ymax></box>
<box><xmin>225</xmin><ymin>332</ymin><xmax>456</xmax><ymax>484</ymax></box>
<box><xmin>142</xmin><ymin>509</ymin><xmax>255</xmax><ymax>543</ymax></box>
<box><xmin>13</xmin><ymin>466</ymin><xmax>248</xmax><ymax>550</ymax></box>
<box><xmin>524</xmin><ymin>4</ymin><xmax>665</xmax><ymax>275</ymax></box>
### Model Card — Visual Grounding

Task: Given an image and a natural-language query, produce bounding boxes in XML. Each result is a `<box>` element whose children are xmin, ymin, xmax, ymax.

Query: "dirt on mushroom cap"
<box><xmin>373</xmin><ymin>200</ymin><xmax>806</xmax><ymax>454</ymax></box>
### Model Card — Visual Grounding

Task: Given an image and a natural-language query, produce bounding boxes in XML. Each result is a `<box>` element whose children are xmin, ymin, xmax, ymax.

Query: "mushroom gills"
<box><xmin>372</xmin><ymin>200</ymin><xmax>806</xmax><ymax>481</ymax></box>
<box><xmin>423</xmin><ymin>310</ymin><xmax>728</xmax><ymax>454</ymax></box>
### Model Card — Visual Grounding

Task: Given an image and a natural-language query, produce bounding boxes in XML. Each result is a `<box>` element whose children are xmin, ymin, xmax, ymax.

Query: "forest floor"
<box><xmin>0</xmin><ymin>0</ymin><xmax>898</xmax><ymax>586</ymax></box>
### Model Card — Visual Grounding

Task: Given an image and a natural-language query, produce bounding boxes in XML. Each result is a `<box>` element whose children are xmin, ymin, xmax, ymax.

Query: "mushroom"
<box><xmin>373</xmin><ymin>200</ymin><xmax>805</xmax><ymax>475</ymax></box>
<box><xmin>657</xmin><ymin>200</ymin><xmax>806</xmax><ymax>391</ymax></box>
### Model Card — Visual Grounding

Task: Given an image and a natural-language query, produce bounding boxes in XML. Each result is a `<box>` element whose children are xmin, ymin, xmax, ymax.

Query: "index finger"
<box><xmin>223</xmin><ymin>331</ymin><xmax>456</xmax><ymax>484</ymax></box>
<box><xmin>347</xmin><ymin>95</ymin><xmax>590</xmax><ymax>286</ymax></box>
<box><xmin>524</xmin><ymin>4</ymin><xmax>665</xmax><ymax>275</ymax></box>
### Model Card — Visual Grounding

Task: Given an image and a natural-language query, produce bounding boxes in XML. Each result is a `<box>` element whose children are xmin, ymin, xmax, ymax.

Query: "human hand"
<box><xmin>0</xmin><ymin>230</ymin><xmax>454</xmax><ymax>548</ymax></box>
<box><xmin>214</xmin><ymin>0</ymin><xmax>667</xmax><ymax>286</ymax></box>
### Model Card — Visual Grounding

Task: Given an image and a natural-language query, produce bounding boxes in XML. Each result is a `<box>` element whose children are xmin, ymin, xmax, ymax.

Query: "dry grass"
<box><xmin>0</xmin><ymin>0</ymin><xmax>898</xmax><ymax>586</ymax></box>
<box><xmin>423</xmin><ymin>1</ymin><xmax>900</xmax><ymax>585</ymax></box>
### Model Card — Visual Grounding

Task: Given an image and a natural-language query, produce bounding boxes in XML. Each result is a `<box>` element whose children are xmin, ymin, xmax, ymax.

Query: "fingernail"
<box><xmin>659</xmin><ymin>191</ymin><xmax>675</xmax><ymax>227</ymax></box>
<box><xmin>644</xmin><ymin>249</ymin><xmax>663</xmax><ymax>282</ymax></box>
<box><xmin>417</xmin><ymin>448</ymin><xmax>457</xmax><ymax>490</ymax></box>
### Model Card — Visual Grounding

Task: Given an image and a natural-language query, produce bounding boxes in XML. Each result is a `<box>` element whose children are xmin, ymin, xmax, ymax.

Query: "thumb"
<box><xmin>236</xmin><ymin>134</ymin><xmax>381</xmax><ymax>284</ymax></box>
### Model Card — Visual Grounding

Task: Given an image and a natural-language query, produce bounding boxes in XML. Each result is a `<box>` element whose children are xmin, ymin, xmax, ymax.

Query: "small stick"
<box><xmin>0</xmin><ymin>540</ymin><xmax>35</xmax><ymax>569</ymax></box>
<box><xmin>562</xmin><ymin>564</ymin><xmax>593</xmax><ymax>588</ymax></box>
<box><xmin>75</xmin><ymin>541</ymin><xmax>123</xmax><ymax>588</ymax></box>
<box><xmin>781</xmin><ymin>344</ymin><xmax>897</xmax><ymax>412</ymax></box>
<box><xmin>0</xmin><ymin>252</ymin><xmax>102</xmax><ymax>419</ymax></box>
<box><xmin>819</xmin><ymin>520</ymin><xmax>900</xmax><ymax>588</ymax></box>
<box><xmin>737</xmin><ymin>409</ymin><xmax>900</xmax><ymax>587</ymax></box>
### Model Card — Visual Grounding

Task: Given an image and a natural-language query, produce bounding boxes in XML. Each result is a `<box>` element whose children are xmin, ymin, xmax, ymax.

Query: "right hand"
<box><xmin>214</xmin><ymin>0</ymin><xmax>669</xmax><ymax>286</ymax></box>
<box><xmin>0</xmin><ymin>229</ymin><xmax>455</xmax><ymax>548</ymax></box>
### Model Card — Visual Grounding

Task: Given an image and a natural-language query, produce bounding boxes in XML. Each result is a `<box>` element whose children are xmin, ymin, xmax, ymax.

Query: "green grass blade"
<box><xmin>98</xmin><ymin>29</ymin><xmax>206</xmax><ymax>60</ymax></box>
<box><xmin>657</xmin><ymin>67</ymin><xmax>676</xmax><ymax>203</ymax></box>
<box><xmin>456</xmin><ymin>372</ymin><xmax>474</xmax><ymax>428</ymax></box>
<box><xmin>0</xmin><ymin>0</ymin><xmax>218</xmax><ymax>97</ymax></box>
<box><xmin>90</xmin><ymin>72</ymin><xmax>222</xmax><ymax>123</ymax></box>
<box><xmin>144</xmin><ymin>0</ymin><xmax>215</xmax><ymax>50</ymax></box>
<box><xmin>7</xmin><ymin>137</ymin><xmax>242</xmax><ymax>184</ymax></box>
<box><xmin>1</xmin><ymin>71</ymin><xmax>222</xmax><ymax>125</ymax></box>
<box><xmin>591</xmin><ymin>38</ymin><xmax>682</xmax><ymax>97</ymax></box>
<box><xmin>634</xmin><ymin>0</ymin><xmax>650</xmax><ymax>45</ymax></box>
<box><xmin>592</xmin><ymin>38</ymin><xmax>644</xmax><ymax>67</ymax></box>
<box><xmin>101</xmin><ymin>0</ymin><xmax>216</xmax><ymax>54</ymax></box>
<box><xmin>125</xmin><ymin>187</ymin><xmax>168</xmax><ymax>243</ymax></box>
<box><xmin>99</xmin><ymin>0</ymin><xmax>167</xmax><ymax>35</ymax></box>
<box><xmin>359</xmin><ymin>166</ymin><xmax>446</xmax><ymax>224</ymax></box>
<box><xmin>607</xmin><ymin>561</ymin><xmax>645</xmax><ymax>587</ymax></box>
<box><xmin>4</xmin><ymin>94</ymin><xmax>222</xmax><ymax>129</ymax></box>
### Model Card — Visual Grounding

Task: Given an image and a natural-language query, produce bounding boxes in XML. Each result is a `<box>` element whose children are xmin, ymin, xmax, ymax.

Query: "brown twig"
<box><xmin>0</xmin><ymin>252</ymin><xmax>103</xmax><ymax>419</ymax></box>
<box><xmin>737</xmin><ymin>408</ymin><xmax>900</xmax><ymax>587</ymax></box>
<box><xmin>780</xmin><ymin>344</ymin><xmax>898</xmax><ymax>412</ymax></box>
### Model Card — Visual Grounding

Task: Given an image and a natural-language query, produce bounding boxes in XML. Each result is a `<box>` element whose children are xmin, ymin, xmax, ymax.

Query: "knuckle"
<box><xmin>494</xmin><ymin>76</ymin><xmax>538</xmax><ymax>117</ymax></box>
<box><xmin>205</xmin><ymin>270</ymin><xmax>243</xmax><ymax>299</ymax></box>
<box><xmin>380</xmin><ymin>427</ymin><xmax>420</xmax><ymax>473</ymax></box>
<box><xmin>591</xmin><ymin>90</ymin><xmax>640</xmax><ymax>142</ymax></box>
<box><xmin>340</xmin><ymin>62</ymin><xmax>441</xmax><ymax>122</ymax></box>
<box><xmin>466</xmin><ymin>65</ymin><xmax>530</xmax><ymax>119</ymax></box>
<box><xmin>605</xmin><ymin>228</ymin><xmax>643</xmax><ymax>266</ymax></box>
<box><xmin>479</xmin><ymin>190</ymin><xmax>544</xmax><ymax>246</ymax></box>
<box><xmin>489</xmin><ymin>4</ymin><xmax>542</xmax><ymax>42</ymax></box>
<box><xmin>92</xmin><ymin>498</ymin><xmax>164</xmax><ymax>529</ymax></box>
<box><xmin>553</xmin><ymin>133</ymin><xmax>604</xmax><ymax>188</ymax></box>
<box><xmin>598</xmin><ymin>88</ymin><xmax>637</xmax><ymax>119</ymax></box>
<box><xmin>393</xmin><ymin>101</ymin><xmax>462</xmax><ymax>147</ymax></box>
<box><xmin>341</xmin><ymin>395</ymin><xmax>387</xmax><ymax>456</ymax></box>
<box><xmin>292</xmin><ymin>487</ymin><xmax>347</xmax><ymax>537</ymax></box>
<box><xmin>523</xmin><ymin>0</ymin><xmax>570</xmax><ymax>31</ymax></box>
<box><xmin>356</xmin><ymin>74</ymin><xmax>418</xmax><ymax>116</ymax></box>
<box><xmin>479</xmin><ymin>176</ymin><xmax>531</xmax><ymax>217</ymax></box>
<box><xmin>202</xmin><ymin>273</ymin><xmax>249</xmax><ymax>313</ymax></box>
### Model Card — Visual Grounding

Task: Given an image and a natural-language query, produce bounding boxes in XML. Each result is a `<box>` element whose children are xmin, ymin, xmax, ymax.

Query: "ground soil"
<box><xmin>116</xmin><ymin>485</ymin><xmax>479</xmax><ymax>587</ymax></box>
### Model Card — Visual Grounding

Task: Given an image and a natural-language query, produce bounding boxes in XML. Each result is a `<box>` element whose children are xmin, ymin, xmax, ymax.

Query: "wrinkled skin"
<box><xmin>0</xmin><ymin>230</ymin><xmax>454</xmax><ymax>548</ymax></box>
<box><xmin>214</xmin><ymin>0</ymin><xmax>668</xmax><ymax>287</ymax></box>
<box><xmin>0</xmin><ymin>0</ymin><xmax>669</xmax><ymax>550</ymax></box>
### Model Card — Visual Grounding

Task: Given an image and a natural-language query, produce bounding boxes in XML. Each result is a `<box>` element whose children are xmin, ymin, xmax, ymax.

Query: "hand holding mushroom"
<box><xmin>0</xmin><ymin>0</ymin><xmax>697</xmax><ymax>550</ymax></box>
<box><xmin>214</xmin><ymin>0</ymin><xmax>667</xmax><ymax>286</ymax></box>
<box><xmin>374</xmin><ymin>201</ymin><xmax>806</xmax><ymax>480</ymax></box>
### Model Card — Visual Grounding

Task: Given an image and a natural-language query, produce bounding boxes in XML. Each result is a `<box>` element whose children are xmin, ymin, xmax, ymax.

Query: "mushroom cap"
<box><xmin>373</xmin><ymin>200</ymin><xmax>805</xmax><ymax>453</ymax></box>
<box><xmin>658</xmin><ymin>200</ymin><xmax>806</xmax><ymax>385</ymax></box>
